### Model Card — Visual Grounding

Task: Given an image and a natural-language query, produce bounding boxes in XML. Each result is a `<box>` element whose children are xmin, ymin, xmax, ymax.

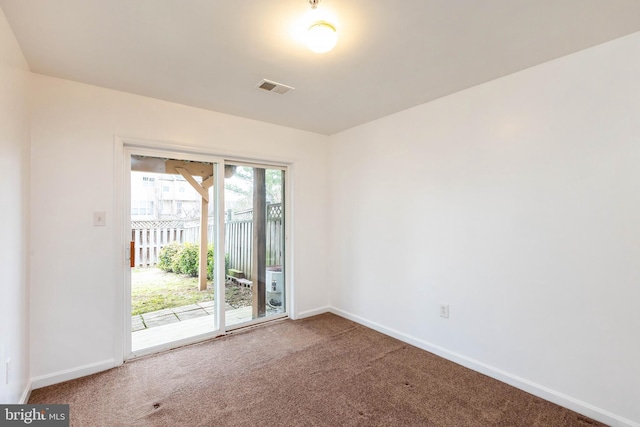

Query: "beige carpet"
<box><xmin>30</xmin><ymin>313</ymin><xmax>604</xmax><ymax>426</ymax></box>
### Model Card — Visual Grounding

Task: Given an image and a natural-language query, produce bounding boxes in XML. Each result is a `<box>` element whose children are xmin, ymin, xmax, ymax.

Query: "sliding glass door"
<box><xmin>127</xmin><ymin>151</ymin><xmax>223</xmax><ymax>356</ymax></box>
<box><xmin>224</xmin><ymin>164</ymin><xmax>286</xmax><ymax>327</ymax></box>
<box><xmin>123</xmin><ymin>144</ymin><xmax>287</xmax><ymax>359</ymax></box>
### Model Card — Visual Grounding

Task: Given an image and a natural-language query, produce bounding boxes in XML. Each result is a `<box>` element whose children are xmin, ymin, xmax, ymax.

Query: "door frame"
<box><xmin>113</xmin><ymin>136</ymin><xmax>294</xmax><ymax>364</ymax></box>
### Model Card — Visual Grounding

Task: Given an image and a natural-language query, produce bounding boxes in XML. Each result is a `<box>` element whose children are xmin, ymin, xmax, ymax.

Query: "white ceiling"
<box><xmin>2</xmin><ymin>0</ymin><xmax>640</xmax><ymax>135</ymax></box>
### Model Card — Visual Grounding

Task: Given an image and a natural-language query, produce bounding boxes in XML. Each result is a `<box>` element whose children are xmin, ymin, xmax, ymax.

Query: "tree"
<box><xmin>225</xmin><ymin>166</ymin><xmax>283</xmax><ymax>212</ymax></box>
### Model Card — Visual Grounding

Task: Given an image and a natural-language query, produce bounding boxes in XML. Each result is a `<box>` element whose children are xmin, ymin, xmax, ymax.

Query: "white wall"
<box><xmin>0</xmin><ymin>7</ymin><xmax>31</xmax><ymax>403</ymax></box>
<box><xmin>329</xmin><ymin>32</ymin><xmax>640</xmax><ymax>426</ymax></box>
<box><xmin>29</xmin><ymin>75</ymin><xmax>329</xmax><ymax>384</ymax></box>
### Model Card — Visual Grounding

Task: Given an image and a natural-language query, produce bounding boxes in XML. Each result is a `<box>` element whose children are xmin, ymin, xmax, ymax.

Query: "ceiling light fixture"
<box><xmin>306</xmin><ymin>0</ymin><xmax>337</xmax><ymax>54</ymax></box>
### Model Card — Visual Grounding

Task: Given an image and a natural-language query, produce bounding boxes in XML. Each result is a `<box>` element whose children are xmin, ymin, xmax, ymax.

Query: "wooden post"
<box><xmin>252</xmin><ymin>168</ymin><xmax>266</xmax><ymax>318</ymax></box>
<box><xmin>175</xmin><ymin>167</ymin><xmax>213</xmax><ymax>291</ymax></box>
<box><xmin>199</xmin><ymin>196</ymin><xmax>208</xmax><ymax>291</ymax></box>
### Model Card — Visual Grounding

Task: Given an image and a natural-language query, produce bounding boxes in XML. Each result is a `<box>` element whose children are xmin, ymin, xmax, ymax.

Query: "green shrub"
<box><xmin>177</xmin><ymin>243</ymin><xmax>199</xmax><ymax>277</ymax></box>
<box><xmin>207</xmin><ymin>245</ymin><xmax>214</xmax><ymax>280</ymax></box>
<box><xmin>207</xmin><ymin>245</ymin><xmax>230</xmax><ymax>279</ymax></box>
<box><xmin>170</xmin><ymin>245</ymin><xmax>184</xmax><ymax>273</ymax></box>
<box><xmin>158</xmin><ymin>242</ymin><xmax>182</xmax><ymax>273</ymax></box>
<box><xmin>159</xmin><ymin>242</ymin><xmax>228</xmax><ymax>279</ymax></box>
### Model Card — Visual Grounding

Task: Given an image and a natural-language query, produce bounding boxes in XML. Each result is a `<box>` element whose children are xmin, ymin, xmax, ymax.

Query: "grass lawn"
<box><xmin>131</xmin><ymin>267</ymin><xmax>251</xmax><ymax>316</ymax></box>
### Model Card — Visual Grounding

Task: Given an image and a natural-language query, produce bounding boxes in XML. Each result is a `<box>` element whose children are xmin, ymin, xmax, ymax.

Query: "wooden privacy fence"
<box><xmin>184</xmin><ymin>221</ymin><xmax>215</xmax><ymax>246</ymax></box>
<box><xmin>131</xmin><ymin>220</ymin><xmax>185</xmax><ymax>267</ymax></box>
<box><xmin>227</xmin><ymin>203</ymin><xmax>283</xmax><ymax>279</ymax></box>
<box><xmin>131</xmin><ymin>204</ymin><xmax>283</xmax><ymax>279</ymax></box>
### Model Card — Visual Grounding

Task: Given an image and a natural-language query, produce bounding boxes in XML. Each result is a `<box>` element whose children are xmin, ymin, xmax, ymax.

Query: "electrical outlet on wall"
<box><xmin>439</xmin><ymin>304</ymin><xmax>450</xmax><ymax>319</ymax></box>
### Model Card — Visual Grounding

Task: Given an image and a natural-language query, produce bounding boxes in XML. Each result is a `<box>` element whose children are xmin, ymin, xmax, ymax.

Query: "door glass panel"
<box><xmin>130</xmin><ymin>155</ymin><xmax>218</xmax><ymax>352</ymax></box>
<box><xmin>224</xmin><ymin>165</ymin><xmax>285</xmax><ymax>326</ymax></box>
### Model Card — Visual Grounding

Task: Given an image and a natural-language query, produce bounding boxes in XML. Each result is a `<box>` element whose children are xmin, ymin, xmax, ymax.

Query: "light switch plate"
<box><xmin>93</xmin><ymin>211</ymin><xmax>106</xmax><ymax>226</ymax></box>
<box><xmin>439</xmin><ymin>304</ymin><xmax>450</xmax><ymax>319</ymax></box>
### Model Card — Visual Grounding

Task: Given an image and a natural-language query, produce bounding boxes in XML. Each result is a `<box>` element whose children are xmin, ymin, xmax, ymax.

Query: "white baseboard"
<box><xmin>329</xmin><ymin>307</ymin><xmax>639</xmax><ymax>427</ymax></box>
<box><xmin>31</xmin><ymin>359</ymin><xmax>115</xmax><ymax>390</ymax></box>
<box><xmin>295</xmin><ymin>306</ymin><xmax>330</xmax><ymax>320</ymax></box>
<box><xmin>19</xmin><ymin>381</ymin><xmax>31</xmax><ymax>404</ymax></box>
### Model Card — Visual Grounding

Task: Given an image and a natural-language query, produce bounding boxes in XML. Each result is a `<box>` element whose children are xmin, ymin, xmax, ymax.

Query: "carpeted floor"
<box><xmin>30</xmin><ymin>313</ymin><xmax>605</xmax><ymax>426</ymax></box>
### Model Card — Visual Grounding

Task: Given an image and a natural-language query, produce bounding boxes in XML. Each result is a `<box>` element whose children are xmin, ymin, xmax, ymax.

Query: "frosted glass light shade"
<box><xmin>306</xmin><ymin>21</ymin><xmax>337</xmax><ymax>53</ymax></box>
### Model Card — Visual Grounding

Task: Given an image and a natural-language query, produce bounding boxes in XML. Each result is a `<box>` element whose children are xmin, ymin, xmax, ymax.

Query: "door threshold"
<box><xmin>130</xmin><ymin>315</ymin><xmax>221</xmax><ymax>359</ymax></box>
<box><xmin>127</xmin><ymin>313</ymin><xmax>288</xmax><ymax>361</ymax></box>
<box><xmin>226</xmin><ymin>313</ymin><xmax>289</xmax><ymax>335</ymax></box>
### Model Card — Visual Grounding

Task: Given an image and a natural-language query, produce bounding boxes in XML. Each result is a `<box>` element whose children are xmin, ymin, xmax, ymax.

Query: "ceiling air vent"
<box><xmin>257</xmin><ymin>79</ymin><xmax>294</xmax><ymax>95</ymax></box>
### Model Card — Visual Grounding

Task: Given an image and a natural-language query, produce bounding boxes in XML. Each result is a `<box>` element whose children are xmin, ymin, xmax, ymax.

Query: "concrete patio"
<box><xmin>131</xmin><ymin>303</ymin><xmax>256</xmax><ymax>352</ymax></box>
<box><xmin>132</xmin><ymin>300</ymin><xmax>224</xmax><ymax>332</ymax></box>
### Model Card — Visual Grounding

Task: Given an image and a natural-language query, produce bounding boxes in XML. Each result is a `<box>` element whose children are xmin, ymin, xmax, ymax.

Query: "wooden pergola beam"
<box><xmin>175</xmin><ymin>167</ymin><xmax>209</xmax><ymax>202</ymax></box>
<box><xmin>170</xmin><ymin>164</ymin><xmax>214</xmax><ymax>292</ymax></box>
<box><xmin>131</xmin><ymin>156</ymin><xmax>213</xmax><ymax>178</ymax></box>
<box><xmin>202</xmin><ymin>175</ymin><xmax>214</xmax><ymax>189</ymax></box>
